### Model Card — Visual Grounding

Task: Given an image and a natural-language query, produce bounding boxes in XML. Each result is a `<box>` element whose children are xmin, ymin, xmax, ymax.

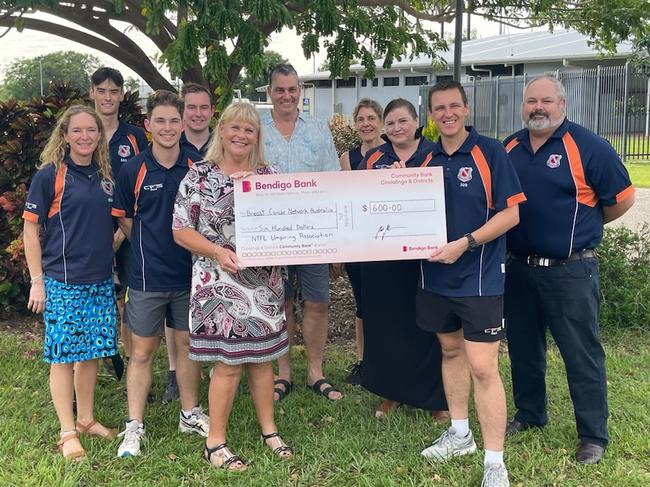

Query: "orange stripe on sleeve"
<box><xmin>112</xmin><ymin>208</ymin><xmax>126</xmax><ymax>217</ymax></box>
<box><xmin>470</xmin><ymin>146</ymin><xmax>494</xmax><ymax>210</ymax></box>
<box><xmin>22</xmin><ymin>210</ymin><xmax>39</xmax><ymax>222</ymax></box>
<box><xmin>562</xmin><ymin>132</ymin><xmax>598</xmax><ymax>207</ymax></box>
<box><xmin>188</xmin><ymin>158</ymin><xmax>194</xmax><ymax>167</ymax></box>
<box><xmin>133</xmin><ymin>162</ymin><xmax>147</xmax><ymax>214</ymax></box>
<box><xmin>127</xmin><ymin>133</ymin><xmax>140</xmax><ymax>155</ymax></box>
<box><xmin>365</xmin><ymin>151</ymin><xmax>383</xmax><ymax>169</ymax></box>
<box><xmin>615</xmin><ymin>185</ymin><xmax>635</xmax><ymax>203</ymax></box>
<box><xmin>505</xmin><ymin>138</ymin><xmax>520</xmax><ymax>154</ymax></box>
<box><xmin>506</xmin><ymin>192</ymin><xmax>527</xmax><ymax>207</ymax></box>
<box><xmin>420</xmin><ymin>153</ymin><xmax>433</xmax><ymax>167</ymax></box>
<box><xmin>47</xmin><ymin>164</ymin><xmax>67</xmax><ymax>218</ymax></box>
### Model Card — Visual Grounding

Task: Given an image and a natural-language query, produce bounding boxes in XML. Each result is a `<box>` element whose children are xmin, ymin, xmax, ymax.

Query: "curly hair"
<box><xmin>39</xmin><ymin>105</ymin><xmax>111</xmax><ymax>181</ymax></box>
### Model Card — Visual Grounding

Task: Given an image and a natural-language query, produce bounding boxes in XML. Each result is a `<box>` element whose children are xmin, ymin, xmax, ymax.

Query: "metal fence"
<box><xmin>419</xmin><ymin>65</ymin><xmax>650</xmax><ymax>162</ymax></box>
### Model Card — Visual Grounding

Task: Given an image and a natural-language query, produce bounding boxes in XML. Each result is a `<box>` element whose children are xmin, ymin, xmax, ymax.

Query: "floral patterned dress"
<box><xmin>172</xmin><ymin>161</ymin><xmax>288</xmax><ymax>365</ymax></box>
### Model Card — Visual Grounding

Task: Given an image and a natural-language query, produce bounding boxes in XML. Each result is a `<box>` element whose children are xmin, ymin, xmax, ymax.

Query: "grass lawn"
<box><xmin>627</xmin><ymin>163</ymin><xmax>650</xmax><ymax>188</ymax></box>
<box><xmin>1</xmin><ymin>329</ymin><xmax>649</xmax><ymax>486</ymax></box>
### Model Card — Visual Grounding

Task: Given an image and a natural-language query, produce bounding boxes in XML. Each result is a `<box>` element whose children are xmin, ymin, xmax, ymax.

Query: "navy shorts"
<box><xmin>415</xmin><ymin>289</ymin><xmax>505</xmax><ymax>342</ymax></box>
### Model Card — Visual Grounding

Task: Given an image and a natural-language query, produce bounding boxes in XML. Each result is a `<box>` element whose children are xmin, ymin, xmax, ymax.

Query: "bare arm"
<box><xmin>113</xmin><ymin>227</ymin><xmax>126</xmax><ymax>252</ymax></box>
<box><xmin>173</xmin><ymin>227</ymin><xmax>242</xmax><ymax>273</ymax></box>
<box><xmin>117</xmin><ymin>217</ymin><xmax>133</xmax><ymax>241</ymax></box>
<box><xmin>603</xmin><ymin>192</ymin><xmax>635</xmax><ymax>224</ymax></box>
<box><xmin>339</xmin><ymin>151</ymin><xmax>352</xmax><ymax>171</ymax></box>
<box><xmin>23</xmin><ymin>220</ymin><xmax>46</xmax><ymax>313</ymax></box>
<box><xmin>429</xmin><ymin>205</ymin><xmax>520</xmax><ymax>264</ymax></box>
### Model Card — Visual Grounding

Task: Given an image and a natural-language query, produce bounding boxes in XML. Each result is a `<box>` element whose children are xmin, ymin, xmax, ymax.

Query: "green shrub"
<box><xmin>0</xmin><ymin>84</ymin><xmax>144</xmax><ymax>316</ymax></box>
<box><xmin>599</xmin><ymin>225</ymin><xmax>650</xmax><ymax>330</ymax></box>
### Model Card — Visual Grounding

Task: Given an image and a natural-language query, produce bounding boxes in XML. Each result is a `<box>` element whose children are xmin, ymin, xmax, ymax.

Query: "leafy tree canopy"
<box><xmin>1</xmin><ymin>1</ymin><xmax>648</xmax><ymax>108</ymax></box>
<box><xmin>1</xmin><ymin>50</ymin><xmax>101</xmax><ymax>101</ymax></box>
<box><xmin>233</xmin><ymin>50</ymin><xmax>288</xmax><ymax>101</ymax></box>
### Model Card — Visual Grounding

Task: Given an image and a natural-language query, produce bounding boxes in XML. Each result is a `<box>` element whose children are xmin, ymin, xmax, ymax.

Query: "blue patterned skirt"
<box><xmin>43</xmin><ymin>277</ymin><xmax>117</xmax><ymax>364</ymax></box>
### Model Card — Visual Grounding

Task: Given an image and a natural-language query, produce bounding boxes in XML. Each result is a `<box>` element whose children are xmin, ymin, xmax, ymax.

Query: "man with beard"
<box><xmin>503</xmin><ymin>76</ymin><xmax>635</xmax><ymax>464</ymax></box>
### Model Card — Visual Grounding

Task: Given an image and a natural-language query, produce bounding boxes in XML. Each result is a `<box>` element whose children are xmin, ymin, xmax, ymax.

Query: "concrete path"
<box><xmin>610</xmin><ymin>187</ymin><xmax>650</xmax><ymax>230</ymax></box>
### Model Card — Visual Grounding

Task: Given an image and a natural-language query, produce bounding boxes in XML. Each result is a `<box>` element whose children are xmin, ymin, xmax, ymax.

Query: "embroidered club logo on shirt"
<box><xmin>546</xmin><ymin>154</ymin><xmax>562</xmax><ymax>168</ymax></box>
<box><xmin>101</xmin><ymin>179</ymin><xmax>114</xmax><ymax>196</ymax></box>
<box><xmin>457</xmin><ymin>167</ymin><xmax>473</xmax><ymax>183</ymax></box>
<box><xmin>118</xmin><ymin>145</ymin><xmax>131</xmax><ymax>158</ymax></box>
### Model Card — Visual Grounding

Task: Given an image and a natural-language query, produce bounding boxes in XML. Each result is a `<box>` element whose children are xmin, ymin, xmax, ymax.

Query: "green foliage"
<box><xmin>232</xmin><ymin>50</ymin><xmax>288</xmax><ymax>101</ymax></box>
<box><xmin>1</xmin><ymin>51</ymin><xmax>101</xmax><ymax>101</ymax></box>
<box><xmin>1</xmin><ymin>2</ymin><xmax>649</xmax><ymax>110</ymax></box>
<box><xmin>328</xmin><ymin>114</ymin><xmax>359</xmax><ymax>156</ymax></box>
<box><xmin>0</xmin><ymin>84</ymin><xmax>144</xmax><ymax>315</ymax></box>
<box><xmin>599</xmin><ymin>224</ymin><xmax>650</xmax><ymax>330</ymax></box>
<box><xmin>421</xmin><ymin>116</ymin><xmax>440</xmax><ymax>142</ymax></box>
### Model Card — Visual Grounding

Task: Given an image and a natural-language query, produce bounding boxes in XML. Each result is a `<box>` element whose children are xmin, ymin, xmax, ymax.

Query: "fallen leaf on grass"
<box><xmin>168</xmin><ymin>454</ymin><xmax>177</xmax><ymax>461</ymax></box>
<box><xmin>321</xmin><ymin>415</ymin><xmax>335</xmax><ymax>423</ymax></box>
<box><xmin>395</xmin><ymin>465</ymin><xmax>405</xmax><ymax>475</ymax></box>
<box><xmin>431</xmin><ymin>473</ymin><xmax>442</xmax><ymax>482</ymax></box>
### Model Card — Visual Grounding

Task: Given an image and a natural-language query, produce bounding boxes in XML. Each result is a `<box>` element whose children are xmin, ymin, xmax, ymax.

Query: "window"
<box><xmin>336</xmin><ymin>77</ymin><xmax>356</xmax><ymax>88</ymax></box>
<box><xmin>383</xmin><ymin>76</ymin><xmax>399</xmax><ymax>87</ymax></box>
<box><xmin>315</xmin><ymin>80</ymin><xmax>332</xmax><ymax>88</ymax></box>
<box><xmin>405</xmin><ymin>76</ymin><xmax>428</xmax><ymax>86</ymax></box>
<box><xmin>361</xmin><ymin>78</ymin><xmax>379</xmax><ymax>87</ymax></box>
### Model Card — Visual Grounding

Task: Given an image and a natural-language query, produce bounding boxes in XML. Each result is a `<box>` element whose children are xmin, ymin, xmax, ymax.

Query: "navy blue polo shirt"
<box><xmin>420</xmin><ymin>127</ymin><xmax>526</xmax><ymax>297</ymax></box>
<box><xmin>363</xmin><ymin>136</ymin><xmax>435</xmax><ymax>169</ymax></box>
<box><xmin>109</xmin><ymin>122</ymin><xmax>148</xmax><ymax>179</ymax></box>
<box><xmin>504</xmin><ymin>119</ymin><xmax>634</xmax><ymax>259</ymax></box>
<box><xmin>112</xmin><ymin>146</ymin><xmax>199</xmax><ymax>292</ymax></box>
<box><xmin>180</xmin><ymin>131</ymin><xmax>210</xmax><ymax>157</ymax></box>
<box><xmin>23</xmin><ymin>156</ymin><xmax>114</xmax><ymax>284</ymax></box>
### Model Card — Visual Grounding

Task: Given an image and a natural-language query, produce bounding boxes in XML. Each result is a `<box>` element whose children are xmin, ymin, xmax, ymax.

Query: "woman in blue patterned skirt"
<box><xmin>23</xmin><ymin>105</ymin><xmax>118</xmax><ymax>460</ymax></box>
<box><xmin>173</xmin><ymin>102</ymin><xmax>291</xmax><ymax>471</ymax></box>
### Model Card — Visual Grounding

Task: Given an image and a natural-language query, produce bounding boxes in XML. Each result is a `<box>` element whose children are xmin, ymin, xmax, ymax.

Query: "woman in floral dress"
<box><xmin>173</xmin><ymin>102</ymin><xmax>291</xmax><ymax>471</ymax></box>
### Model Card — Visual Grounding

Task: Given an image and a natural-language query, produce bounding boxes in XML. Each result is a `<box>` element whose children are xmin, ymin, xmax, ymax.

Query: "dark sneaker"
<box><xmin>161</xmin><ymin>370</ymin><xmax>179</xmax><ymax>405</ymax></box>
<box><xmin>345</xmin><ymin>361</ymin><xmax>363</xmax><ymax>385</ymax></box>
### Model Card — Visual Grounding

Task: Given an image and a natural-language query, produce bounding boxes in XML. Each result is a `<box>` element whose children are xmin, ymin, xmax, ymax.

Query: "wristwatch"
<box><xmin>464</xmin><ymin>233</ymin><xmax>479</xmax><ymax>252</ymax></box>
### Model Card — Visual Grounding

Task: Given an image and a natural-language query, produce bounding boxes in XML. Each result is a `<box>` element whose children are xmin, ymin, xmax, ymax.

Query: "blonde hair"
<box><xmin>39</xmin><ymin>105</ymin><xmax>112</xmax><ymax>181</ymax></box>
<box><xmin>204</xmin><ymin>102</ymin><xmax>266</xmax><ymax>170</ymax></box>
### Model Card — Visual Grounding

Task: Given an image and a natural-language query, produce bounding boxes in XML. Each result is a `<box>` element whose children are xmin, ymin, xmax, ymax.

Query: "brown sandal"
<box><xmin>58</xmin><ymin>430</ymin><xmax>86</xmax><ymax>461</ymax></box>
<box><xmin>76</xmin><ymin>420</ymin><xmax>118</xmax><ymax>439</ymax></box>
<box><xmin>261</xmin><ymin>431</ymin><xmax>293</xmax><ymax>459</ymax></box>
<box><xmin>374</xmin><ymin>399</ymin><xmax>401</xmax><ymax>418</ymax></box>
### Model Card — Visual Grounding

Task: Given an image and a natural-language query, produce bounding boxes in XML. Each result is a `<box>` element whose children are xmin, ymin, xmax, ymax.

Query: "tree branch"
<box><xmin>0</xmin><ymin>15</ymin><xmax>174</xmax><ymax>90</ymax></box>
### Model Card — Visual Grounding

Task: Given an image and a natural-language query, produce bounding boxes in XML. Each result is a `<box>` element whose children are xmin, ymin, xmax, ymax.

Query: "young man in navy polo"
<box><xmin>112</xmin><ymin>90</ymin><xmax>207</xmax><ymax>457</ymax></box>
<box><xmin>180</xmin><ymin>82</ymin><xmax>214</xmax><ymax>156</ymax></box>
<box><xmin>157</xmin><ymin>82</ymin><xmax>216</xmax><ymax>405</ymax></box>
<box><xmin>89</xmin><ymin>67</ymin><xmax>149</xmax><ymax>362</ymax></box>
<box><xmin>416</xmin><ymin>80</ymin><xmax>526</xmax><ymax>487</ymax></box>
<box><xmin>503</xmin><ymin>76</ymin><xmax>635</xmax><ymax>465</ymax></box>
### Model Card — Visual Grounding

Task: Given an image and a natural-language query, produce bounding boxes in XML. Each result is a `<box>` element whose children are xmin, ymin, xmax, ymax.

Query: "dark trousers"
<box><xmin>505</xmin><ymin>256</ymin><xmax>608</xmax><ymax>446</ymax></box>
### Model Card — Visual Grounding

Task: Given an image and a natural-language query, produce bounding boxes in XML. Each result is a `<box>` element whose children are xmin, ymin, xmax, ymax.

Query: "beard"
<box><xmin>523</xmin><ymin>109</ymin><xmax>565</xmax><ymax>132</ymax></box>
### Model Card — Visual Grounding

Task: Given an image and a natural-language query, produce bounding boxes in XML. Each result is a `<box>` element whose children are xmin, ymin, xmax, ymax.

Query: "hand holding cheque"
<box><xmin>234</xmin><ymin>167</ymin><xmax>447</xmax><ymax>266</ymax></box>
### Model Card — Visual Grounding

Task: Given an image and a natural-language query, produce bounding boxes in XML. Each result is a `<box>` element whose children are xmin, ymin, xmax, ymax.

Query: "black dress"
<box><xmin>345</xmin><ymin>146</ymin><xmax>365</xmax><ymax>318</ymax></box>
<box><xmin>358</xmin><ymin>139</ymin><xmax>447</xmax><ymax>411</ymax></box>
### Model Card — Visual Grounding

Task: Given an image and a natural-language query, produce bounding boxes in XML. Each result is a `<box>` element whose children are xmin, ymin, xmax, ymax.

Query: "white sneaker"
<box><xmin>117</xmin><ymin>420</ymin><xmax>145</xmax><ymax>458</ymax></box>
<box><xmin>482</xmin><ymin>463</ymin><xmax>510</xmax><ymax>487</ymax></box>
<box><xmin>421</xmin><ymin>428</ymin><xmax>477</xmax><ymax>460</ymax></box>
<box><xmin>179</xmin><ymin>405</ymin><xmax>210</xmax><ymax>437</ymax></box>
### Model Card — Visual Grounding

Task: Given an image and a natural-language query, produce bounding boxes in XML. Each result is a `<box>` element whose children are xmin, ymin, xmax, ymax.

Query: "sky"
<box><xmin>0</xmin><ymin>12</ymin><xmax>506</xmax><ymax>84</ymax></box>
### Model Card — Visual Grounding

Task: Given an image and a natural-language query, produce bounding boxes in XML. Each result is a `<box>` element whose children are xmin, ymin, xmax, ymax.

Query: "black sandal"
<box><xmin>261</xmin><ymin>432</ymin><xmax>293</xmax><ymax>459</ymax></box>
<box><xmin>307</xmin><ymin>378</ymin><xmax>342</xmax><ymax>400</ymax></box>
<box><xmin>273</xmin><ymin>379</ymin><xmax>293</xmax><ymax>401</ymax></box>
<box><xmin>203</xmin><ymin>442</ymin><xmax>247</xmax><ymax>471</ymax></box>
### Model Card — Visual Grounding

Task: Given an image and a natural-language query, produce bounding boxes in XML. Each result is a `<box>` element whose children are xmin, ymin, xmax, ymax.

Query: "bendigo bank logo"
<box><xmin>245</xmin><ymin>179</ymin><xmax>318</xmax><ymax>193</ymax></box>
